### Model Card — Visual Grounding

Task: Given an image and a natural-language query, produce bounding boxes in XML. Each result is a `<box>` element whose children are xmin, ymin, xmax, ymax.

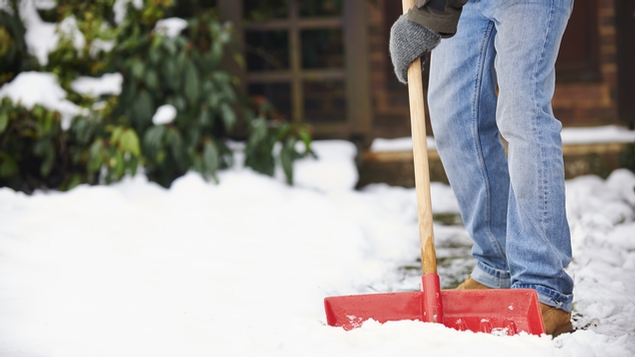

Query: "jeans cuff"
<box><xmin>471</xmin><ymin>262</ymin><xmax>512</xmax><ymax>289</ymax></box>
<box><xmin>512</xmin><ymin>283</ymin><xmax>573</xmax><ymax>313</ymax></box>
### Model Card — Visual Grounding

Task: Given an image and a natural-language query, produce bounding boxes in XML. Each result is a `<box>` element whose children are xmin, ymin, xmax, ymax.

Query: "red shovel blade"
<box><xmin>324</xmin><ymin>285</ymin><xmax>545</xmax><ymax>335</ymax></box>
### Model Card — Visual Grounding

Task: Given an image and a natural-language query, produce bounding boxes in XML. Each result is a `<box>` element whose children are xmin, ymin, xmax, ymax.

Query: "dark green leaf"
<box><xmin>40</xmin><ymin>150</ymin><xmax>55</xmax><ymax>177</ymax></box>
<box><xmin>156</xmin><ymin>150</ymin><xmax>166</xmax><ymax>164</ymax></box>
<box><xmin>219</xmin><ymin>103</ymin><xmax>235</xmax><ymax>130</ymax></box>
<box><xmin>162</xmin><ymin>58</ymin><xmax>178</xmax><ymax>90</ymax></box>
<box><xmin>64</xmin><ymin>174</ymin><xmax>82</xmax><ymax>191</ymax></box>
<box><xmin>207</xmin><ymin>92</ymin><xmax>219</xmax><ymax>108</ymax></box>
<box><xmin>212</xmin><ymin>71</ymin><xmax>231</xmax><ymax>84</ymax></box>
<box><xmin>145</xmin><ymin>69</ymin><xmax>159</xmax><ymax>90</ymax></box>
<box><xmin>131</xmin><ymin>60</ymin><xmax>144</xmax><ymax>79</ymax></box>
<box><xmin>162</xmin><ymin>38</ymin><xmax>177</xmax><ymax>55</ymax></box>
<box><xmin>110</xmin><ymin>126</ymin><xmax>125</xmax><ymax>145</ymax></box>
<box><xmin>113</xmin><ymin>150</ymin><xmax>125</xmax><ymax>179</ymax></box>
<box><xmin>151</xmin><ymin>34</ymin><xmax>163</xmax><ymax>50</ymax></box>
<box><xmin>0</xmin><ymin>112</ymin><xmax>10</xmax><ymax>133</ymax></box>
<box><xmin>191</xmin><ymin>153</ymin><xmax>203</xmax><ymax>173</ymax></box>
<box><xmin>134</xmin><ymin>90</ymin><xmax>154</xmax><ymax>128</ymax></box>
<box><xmin>127</xmin><ymin>156</ymin><xmax>139</xmax><ymax>177</ymax></box>
<box><xmin>120</xmin><ymin>129</ymin><xmax>141</xmax><ymax>156</ymax></box>
<box><xmin>0</xmin><ymin>151</ymin><xmax>18</xmax><ymax>178</ymax></box>
<box><xmin>249</xmin><ymin>117</ymin><xmax>268</xmax><ymax>145</ymax></box>
<box><xmin>144</xmin><ymin>125</ymin><xmax>165</xmax><ymax>150</ymax></box>
<box><xmin>202</xmin><ymin>141</ymin><xmax>219</xmax><ymax>180</ymax></box>
<box><xmin>33</xmin><ymin>140</ymin><xmax>50</xmax><ymax>156</ymax></box>
<box><xmin>199</xmin><ymin>109</ymin><xmax>211</xmax><ymax>126</ymax></box>
<box><xmin>167</xmin><ymin>129</ymin><xmax>186</xmax><ymax>166</ymax></box>
<box><xmin>210</xmin><ymin>42</ymin><xmax>222</xmax><ymax>66</ymax></box>
<box><xmin>88</xmin><ymin>140</ymin><xmax>103</xmax><ymax>173</ymax></box>
<box><xmin>184</xmin><ymin>61</ymin><xmax>200</xmax><ymax>106</ymax></box>
<box><xmin>175</xmin><ymin>52</ymin><xmax>187</xmax><ymax>72</ymax></box>
<box><xmin>280</xmin><ymin>137</ymin><xmax>297</xmax><ymax>185</ymax></box>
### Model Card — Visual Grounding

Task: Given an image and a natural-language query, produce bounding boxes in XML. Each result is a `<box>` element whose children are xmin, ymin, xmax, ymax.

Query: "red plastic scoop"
<box><xmin>323</xmin><ymin>0</ymin><xmax>545</xmax><ymax>336</ymax></box>
<box><xmin>325</xmin><ymin>277</ymin><xmax>544</xmax><ymax>334</ymax></box>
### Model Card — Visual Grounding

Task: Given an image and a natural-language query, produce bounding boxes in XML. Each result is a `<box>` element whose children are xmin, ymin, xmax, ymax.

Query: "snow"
<box><xmin>371</xmin><ymin>136</ymin><xmax>437</xmax><ymax>152</ymax></box>
<box><xmin>19</xmin><ymin>0</ymin><xmax>85</xmax><ymax>66</ymax></box>
<box><xmin>291</xmin><ymin>140</ymin><xmax>359</xmax><ymax>192</ymax></box>
<box><xmin>0</xmin><ymin>138</ymin><xmax>633</xmax><ymax>357</ymax></box>
<box><xmin>0</xmin><ymin>71</ymin><xmax>87</xmax><ymax>129</ymax></box>
<box><xmin>562</xmin><ymin>125</ymin><xmax>635</xmax><ymax>145</ymax></box>
<box><xmin>371</xmin><ymin>126</ymin><xmax>635</xmax><ymax>153</ymax></box>
<box><xmin>152</xmin><ymin>104</ymin><xmax>177</xmax><ymax>125</ymax></box>
<box><xmin>20</xmin><ymin>0</ymin><xmax>57</xmax><ymax>65</ymax></box>
<box><xmin>2</xmin><ymin>2</ymin><xmax>634</xmax><ymax>354</ymax></box>
<box><xmin>154</xmin><ymin>18</ymin><xmax>188</xmax><ymax>38</ymax></box>
<box><xmin>113</xmin><ymin>0</ymin><xmax>144</xmax><ymax>24</ymax></box>
<box><xmin>71</xmin><ymin>73</ymin><xmax>123</xmax><ymax>97</ymax></box>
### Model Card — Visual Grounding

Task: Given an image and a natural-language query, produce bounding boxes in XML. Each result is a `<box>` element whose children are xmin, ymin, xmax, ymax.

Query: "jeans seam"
<box><xmin>532</xmin><ymin>0</ymin><xmax>556</xmax><ymax>232</ymax></box>
<box><xmin>472</xmin><ymin>21</ymin><xmax>505</xmax><ymax>261</ymax></box>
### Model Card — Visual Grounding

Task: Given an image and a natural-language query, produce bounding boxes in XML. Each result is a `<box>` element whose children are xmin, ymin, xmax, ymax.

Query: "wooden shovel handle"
<box><xmin>401</xmin><ymin>0</ymin><xmax>437</xmax><ymax>275</ymax></box>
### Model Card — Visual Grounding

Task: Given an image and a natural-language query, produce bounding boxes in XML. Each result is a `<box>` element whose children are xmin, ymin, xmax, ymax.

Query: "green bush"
<box><xmin>109</xmin><ymin>7</ymin><xmax>238</xmax><ymax>186</ymax></box>
<box><xmin>0</xmin><ymin>97</ymin><xmax>140</xmax><ymax>193</ymax></box>
<box><xmin>0</xmin><ymin>0</ymin><xmax>314</xmax><ymax>193</ymax></box>
<box><xmin>0</xmin><ymin>0</ymin><xmax>39</xmax><ymax>85</ymax></box>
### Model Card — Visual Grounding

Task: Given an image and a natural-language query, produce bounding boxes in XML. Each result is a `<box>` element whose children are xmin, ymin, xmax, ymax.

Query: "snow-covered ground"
<box><xmin>0</xmin><ymin>140</ymin><xmax>634</xmax><ymax>357</ymax></box>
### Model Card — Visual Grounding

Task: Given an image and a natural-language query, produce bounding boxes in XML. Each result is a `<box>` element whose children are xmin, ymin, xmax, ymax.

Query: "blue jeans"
<box><xmin>428</xmin><ymin>0</ymin><xmax>574</xmax><ymax>312</ymax></box>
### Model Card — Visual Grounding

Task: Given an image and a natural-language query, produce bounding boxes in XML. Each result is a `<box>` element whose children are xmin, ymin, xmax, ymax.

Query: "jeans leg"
<box><xmin>490</xmin><ymin>0</ymin><xmax>574</xmax><ymax>312</ymax></box>
<box><xmin>428</xmin><ymin>2</ymin><xmax>511</xmax><ymax>289</ymax></box>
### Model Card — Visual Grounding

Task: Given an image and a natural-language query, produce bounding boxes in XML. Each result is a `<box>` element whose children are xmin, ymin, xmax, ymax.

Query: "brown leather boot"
<box><xmin>540</xmin><ymin>303</ymin><xmax>573</xmax><ymax>337</ymax></box>
<box><xmin>455</xmin><ymin>276</ymin><xmax>491</xmax><ymax>290</ymax></box>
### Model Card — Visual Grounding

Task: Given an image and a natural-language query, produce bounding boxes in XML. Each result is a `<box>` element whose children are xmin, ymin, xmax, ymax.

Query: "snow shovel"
<box><xmin>323</xmin><ymin>0</ymin><xmax>545</xmax><ymax>336</ymax></box>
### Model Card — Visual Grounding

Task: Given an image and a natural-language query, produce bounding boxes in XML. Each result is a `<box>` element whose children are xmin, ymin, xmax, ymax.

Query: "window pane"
<box><xmin>301</xmin><ymin>29</ymin><xmax>343</xmax><ymax>69</ymax></box>
<box><xmin>248</xmin><ymin>83</ymin><xmax>292</xmax><ymax>122</ymax></box>
<box><xmin>299</xmin><ymin>0</ymin><xmax>342</xmax><ymax>17</ymax></box>
<box><xmin>245</xmin><ymin>30</ymin><xmax>289</xmax><ymax>71</ymax></box>
<box><xmin>303</xmin><ymin>80</ymin><xmax>346</xmax><ymax>123</ymax></box>
<box><xmin>243</xmin><ymin>0</ymin><xmax>288</xmax><ymax>22</ymax></box>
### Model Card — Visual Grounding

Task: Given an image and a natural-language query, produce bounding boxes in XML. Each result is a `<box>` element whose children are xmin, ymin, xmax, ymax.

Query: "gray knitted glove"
<box><xmin>389</xmin><ymin>14</ymin><xmax>441</xmax><ymax>84</ymax></box>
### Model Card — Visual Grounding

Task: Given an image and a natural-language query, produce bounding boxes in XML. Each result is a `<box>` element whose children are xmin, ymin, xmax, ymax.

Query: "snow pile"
<box><xmin>0</xmin><ymin>140</ymin><xmax>633</xmax><ymax>356</ymax></box>
<box><xmin>0</xmin><ymin>71</ymin><xmax>87</xmax><ymax>129</ymax></box>
<box><xmin>154</xmin><ymin>17</ymin><xmax>188</xmax><ymax>38</ymax></box>
<box><xmin>291</xmin><ymin>140</ymin><xmax>360</xmax><ymax>192</ymax></box>
<box><xmin>71</xmin><ymin>73</ymin><xmax>124</xmax><ymax>97</ymax></box>
<box><xmin>19</xmin><ymin>0</ymin><xmax>85</xmax><ymax>65</ymax></box>
<box><xmin>561</xmin><ymin>169</ymin><xmax>635</xmax><ymax>355</ymax></box>
<box><xmin>152</xmin><ymin>104</ymin><xmax>177</xmax><ymax>125</ymax></box>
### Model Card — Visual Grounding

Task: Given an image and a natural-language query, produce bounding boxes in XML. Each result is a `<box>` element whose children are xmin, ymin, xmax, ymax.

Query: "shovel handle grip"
<box><xmin>401</xmin><ymin>0</ymin><xmax>437</xmax><ymax>275</ymax></box>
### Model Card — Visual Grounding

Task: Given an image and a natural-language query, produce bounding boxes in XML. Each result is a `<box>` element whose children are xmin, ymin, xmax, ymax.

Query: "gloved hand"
<box><xmin>389</xmin><ymin>14</ymin><xmax>441</xmax><ymax>84</ymax></box>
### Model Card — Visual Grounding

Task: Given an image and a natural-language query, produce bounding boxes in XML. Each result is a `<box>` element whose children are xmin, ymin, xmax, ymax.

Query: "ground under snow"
<box><xmin>0</xmin><ymin>141</ymin><xmax>633</xmax><ymax>357</ymax></box>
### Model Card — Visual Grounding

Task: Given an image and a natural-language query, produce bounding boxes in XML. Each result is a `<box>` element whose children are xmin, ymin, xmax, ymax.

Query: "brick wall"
<box><xmin>552</xmin><ymin>0</ymin><xmax>620</xmax><ymax>127</ymax></box>
<box><xmin>367</xmin><ymin>1</ymin><xmax>412</xmax><ymax>140</ymax></box>
<box><xmin>365</xmin><ymin>0</ymin><xmax>622</xmax><ymax>143</ymax></box>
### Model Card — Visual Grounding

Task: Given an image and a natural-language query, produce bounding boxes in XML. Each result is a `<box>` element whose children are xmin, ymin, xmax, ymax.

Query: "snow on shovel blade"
<box><xmin>324</xmin><ymin>289</ymin><xmax>545</xmax><ymax>336</ymax></box>
<box><xmin>325</xmin><ymin>291</ymin><xmax>423</xmax><ymax>330</ymax></box>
